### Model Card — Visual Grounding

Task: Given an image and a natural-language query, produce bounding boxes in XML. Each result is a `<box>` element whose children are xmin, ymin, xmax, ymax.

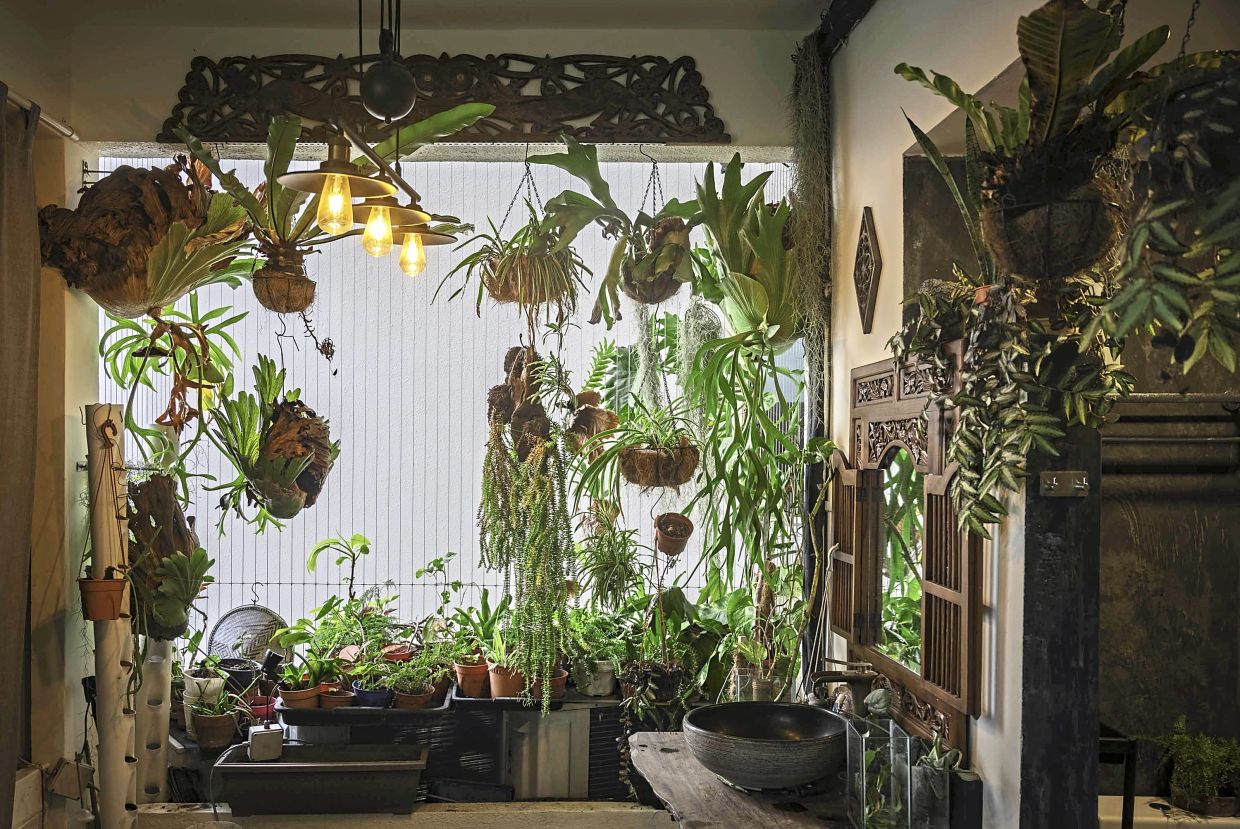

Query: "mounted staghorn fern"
<box><xmin>208</xmin><ymin>355</ymin><xmax>340</xmax><ymax>533</ymax></box>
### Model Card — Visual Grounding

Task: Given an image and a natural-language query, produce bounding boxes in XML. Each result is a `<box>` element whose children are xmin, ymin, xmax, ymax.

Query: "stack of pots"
<box><xmin>182</xmin><ymin>673</ymin><xmax>225</xmax><ymax>741</ymax></box>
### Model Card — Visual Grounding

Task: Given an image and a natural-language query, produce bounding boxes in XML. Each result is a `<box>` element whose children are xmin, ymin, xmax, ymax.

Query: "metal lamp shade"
<box><xmin>354</xmin><ymin>196</ymin><xmax>432</xmax><ymax>227</ymax></box>
<box><xmin>393</xmin><ymin>224</ymin><xmax>457</xmax><ymax>245</ymax></box>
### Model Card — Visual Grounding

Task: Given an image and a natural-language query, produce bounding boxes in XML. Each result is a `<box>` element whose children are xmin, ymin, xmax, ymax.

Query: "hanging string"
<box><xmin>497</xmin><ymin>144</ymin><xmax>544</xmax><ymax>232</ymax></box>
<box><xmin>1178</xmin><ymin>0</ymin><xmax>1201</xmax><ymax>58</ymax></box>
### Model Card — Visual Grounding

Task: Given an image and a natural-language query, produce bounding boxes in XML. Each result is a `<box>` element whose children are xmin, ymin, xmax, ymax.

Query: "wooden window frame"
<box><xmin>829</xmin><ymin>348</ymin><xmax>982</xmax><ymax>751</ymax></box>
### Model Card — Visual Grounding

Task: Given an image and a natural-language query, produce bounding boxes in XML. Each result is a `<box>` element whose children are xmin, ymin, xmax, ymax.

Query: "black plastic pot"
<box><xmin>216</xmin><ymin>743</ymin><xmax>428</xmax><ymax>815</ymax></box>
<box><xmin>218</xmin><ymin>658</ymin><xmax>260</xmax><ymax>695</ymax></box>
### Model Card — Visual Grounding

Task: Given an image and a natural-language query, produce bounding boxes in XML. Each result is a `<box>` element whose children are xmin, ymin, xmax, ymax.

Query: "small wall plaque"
<box><xmin>853</xmin><ymin>205</ymin><xmax>881</xmax><ymax>334</ymax></box>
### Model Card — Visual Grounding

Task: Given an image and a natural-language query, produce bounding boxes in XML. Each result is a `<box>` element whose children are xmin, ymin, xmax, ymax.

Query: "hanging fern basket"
<box><xmin>481</xmin><ymin>251</ymin><xmax>577</xmax><ymax>307</ymax></box>
<box><xmin>252</xmin><ymin>242</ymin><xmax>315</xmax><ymax>314</ymax></box>
<box><xmin>980</xmin><ymin>184</ymin><xmax>1121</xmax><ymax>282</ymax></box>
<box><xmin>618</xmin><ymin>437</ymin><xmax>699</xmax><ymax>488</ymax></box>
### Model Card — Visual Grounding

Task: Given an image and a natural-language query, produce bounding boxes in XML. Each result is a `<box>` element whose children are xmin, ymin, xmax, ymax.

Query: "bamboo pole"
<box><xmin>85</xmin><ymin>404</ymin><xmax>137</xmax><ymax>829</ymax></box>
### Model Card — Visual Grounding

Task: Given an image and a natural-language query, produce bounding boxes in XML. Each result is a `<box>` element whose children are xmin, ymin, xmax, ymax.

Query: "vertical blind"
<box><xmin>98</xmin><ymin>154</ymin><xmax>794</xmax><ymax>635</ymax></box>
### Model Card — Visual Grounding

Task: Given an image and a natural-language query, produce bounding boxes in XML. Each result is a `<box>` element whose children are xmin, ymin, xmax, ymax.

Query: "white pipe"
<box><xmin>85</xmin><ymin>404</ymin><xmax>137</xmax><ymax>829</ymax></box>
<box><xmin>135</xmin><ymin>640</ymin><xmax>172</xmax><ymax>802</ymax></box>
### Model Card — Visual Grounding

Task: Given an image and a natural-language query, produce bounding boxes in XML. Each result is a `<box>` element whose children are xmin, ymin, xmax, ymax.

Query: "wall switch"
<box><xmin>1039</xmin><ymin>470</ymin><xmax>1090</xmax><ymax>497</ymax></box>
<box><xmin>248</xmin><ymin>723</ymin><xmax>284</xmax><ymax>761</ymax></box>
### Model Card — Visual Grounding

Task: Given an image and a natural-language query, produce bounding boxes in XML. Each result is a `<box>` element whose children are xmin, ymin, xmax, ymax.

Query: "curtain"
<box><xmin>0</xmin><ymin>84</ymin><xmax>41</xmax><ymax>829</ymax></box>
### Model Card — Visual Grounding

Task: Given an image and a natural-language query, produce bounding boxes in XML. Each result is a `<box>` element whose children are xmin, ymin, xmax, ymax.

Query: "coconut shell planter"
<box><xmin>252</xmin><ymin>241</ymin><xmax>315</xmax><ymax>314</ymax></box>
<box><xmin>618</xmin><ymin>436</ymin><xmax>700</xmax><ymax>489</ymax></box>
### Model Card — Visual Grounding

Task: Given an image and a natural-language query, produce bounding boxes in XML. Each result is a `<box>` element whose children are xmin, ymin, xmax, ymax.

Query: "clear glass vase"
<box><xmin>846</xmin><ymin>716</ymin><xmax>912</xmax><ymax>828</ymax></box>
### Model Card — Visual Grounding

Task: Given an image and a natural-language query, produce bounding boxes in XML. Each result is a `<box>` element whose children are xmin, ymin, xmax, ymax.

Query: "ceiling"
<box><xmin>57</xmin><ymin>0</ymin><xmax>826</xmax><ymax>30</ymax></box>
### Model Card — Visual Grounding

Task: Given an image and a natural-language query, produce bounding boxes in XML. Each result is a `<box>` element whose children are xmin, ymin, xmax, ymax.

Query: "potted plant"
<box><xmin>274</xmin><ymin>650</ymin><xmax>339</xmax><ymax>710</ymax></box>
<box><xmin>1152</xmin><ymin>717</ymin><xmax>1240</xmax><ymax>816</ymax></box>
<box><xmin>910</xmin><ymin>735</ymin><xmax>981</xmax><ymax>828</ymax></box>
<box><xmin>485</xmin><ymin>628</ymin><xmax>526</xmax><ymax>699</ymax></box>
<box><xmin>386</xmin><ymin>652</ymin><xmax>444</xmax><ymax>710</ymax></box>
<box><xmin>188</xmin><ymin>691</ymin><xmax>242</xmax><ymax>752</ymax></box>
<box><xmin>654</xmin><ymin>512</ymin><xmax>693</xmax><ymax>556</ymax></box>
<box><xmin>564</xmin><ymin>608</ymin><xmax>627</xmax><ymax>697</ymax></box>
<box><xmin>579</xmin><ymin>398</ymin><xmax>700</xmax><ymax>493</ymax></box>
<box><xmin>451</xmin><ymin>588</ymin><xmax>512</xmax><ymax>698</ymax></box>
<box><xmin>577</xmin><ymin>517</ymin><xmax>645</xmax><ymax>613</ymax></box>
<box><xmin>440</xmin><ymin>204</ymin><xmax>586</xmax><ymax>334</ymax></box>
<box><xmin>209</xmin><ymin>354</ymin><xmax>339</xmax><ymax>532</ymax></box>
<box><xmin>78</xmin><ymin>566</ymin><xmax>128</xmax><ymax>621</ymax></box>
<box><xmin>350</xmin><ymin>654</ymin><xmax>394</xmax><ymax>708</ymax></box>
<box><xmin>529</xmin><ymin>137</ymin><xmax>699</xmax><ymax>326</ymax></box>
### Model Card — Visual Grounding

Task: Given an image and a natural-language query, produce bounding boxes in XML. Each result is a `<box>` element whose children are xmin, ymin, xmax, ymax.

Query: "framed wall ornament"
<box><xmin>853</xmin><ymin>205</ymin><xmax>881</xmax><ymax>334</ymax></box>
<box><xmin>156</xmin><ymin>52</ymin><xmax>730</xmax><ymax>145</ymax></box>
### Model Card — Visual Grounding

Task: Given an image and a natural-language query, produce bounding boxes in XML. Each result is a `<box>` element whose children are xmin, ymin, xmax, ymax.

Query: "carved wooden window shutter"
<box><xmin>828</xmin><ymin>452</ymin><xmax>859</xmax><ymax>639</ymax></box>
<box><xmin>922</xmin><ymin>465</ymin><xmax>982</xmax><ymax>716</ymax></box>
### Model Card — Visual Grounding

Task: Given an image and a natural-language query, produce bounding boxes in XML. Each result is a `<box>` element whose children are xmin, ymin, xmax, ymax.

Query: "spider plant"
<box><xmin>438</xmin><ymin>203</ymin><xmax>586</xmax><ymax>336</ymax></box>
<box><xmin>577</xmin><ymin>398</ymin><xmax>700</xmax><ymax>497</ymax></box>
<box><xmin>577</xmin><ymin>521</ymin><xmax>646</xmax><ymax>611</ymax></box>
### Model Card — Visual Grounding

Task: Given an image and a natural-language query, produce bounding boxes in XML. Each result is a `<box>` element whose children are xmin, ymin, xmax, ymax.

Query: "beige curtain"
<box><xmin>0</xmin><ymin>84</ymin><xmax>41</xmax><ymax>829</ymax></box>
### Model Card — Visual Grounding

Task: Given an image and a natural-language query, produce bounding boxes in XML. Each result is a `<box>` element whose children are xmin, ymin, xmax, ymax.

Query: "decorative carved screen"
<box><xmin>831</xmin><ymin>352</ymin><xmax>981</xmax><ymax>749</ymax></box>
<box><xmin>157</xmin><ymin>53</ymin><xmax>730</xmax><ymax>145</ymax></box>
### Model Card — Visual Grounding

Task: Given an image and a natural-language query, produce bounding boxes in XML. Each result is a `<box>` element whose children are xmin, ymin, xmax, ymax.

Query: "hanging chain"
<box><xmin>1179</xmin><ymin>0</ymin><xmax>1201</xmax><ymax>58</ymax></box>
<box><xmin>639</xmin><ymin>150</ymin><xmax>665</xmax><ymax>214</ymax></box>
<box><xmin>498</xmin><ymin>146</ymin><xmax>544</xmax><ymax>232</ymax></box>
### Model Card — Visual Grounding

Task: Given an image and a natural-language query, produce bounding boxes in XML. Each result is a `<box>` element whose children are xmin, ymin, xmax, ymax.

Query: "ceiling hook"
<box><xmin>638</xmin><ymin>143</ymin><xmax>656</xmax><ymax>164</ymax></box>
<box><xmin>250</xmin><ymin>581</ymin><xmax>264</xmax><ymax>604</ymax></box>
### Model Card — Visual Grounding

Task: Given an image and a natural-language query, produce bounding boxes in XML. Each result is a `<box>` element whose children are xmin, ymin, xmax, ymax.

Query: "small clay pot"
<box><xmin>318</xmin><ymin>689</ymin><xmax>356</xmax><ymax>710</ymax></box>
<box><xmin>488</xmin><ymin>664</ymin><xmax>527</xmax><ymax>699</ymax></box>
<box><xmin>278</xmin><ymin>684</ymin><xmax>320</xmax><ymax>709</ymax></box>
<box><xmin>382</xmin><ymin>644</ymin><xmax>415</xmax><ymax>662</ymax></box>
<box><xmin>393</xmin><ymin>685</ymin><xmax>437</xmax><ymax>710</ymax></box>
<box><xmin>455</xmin><ymin>661</ymin><xmax>490</xmax><ymax>698</ymax></box>
<box><xmin>655</xmin><ymin>512</ymin><xmax>694</xmax><ymax>556</ymax></box>
<box><xmin>973</xmin><ymin>285</ymin><xmax>993</xmax><ymax>306</ymax></box>
<box><xmin>191</xmin><ymin>711</ymin><xmax>236</xmax><ymax>751</ymax></box>
<box><xmin>246</xmin><ymin>695</ymin><xmax>276</xmax><ymax>721</ymax></box>
<box><xmin>79</xmin><ymin>578</ymin><xmax>127</xmax><ymax>621</ymax></box>
<box><xmin>529</xmin><ymin>669</ymin><xmax>570</xmax><ymax>701</ymax></box>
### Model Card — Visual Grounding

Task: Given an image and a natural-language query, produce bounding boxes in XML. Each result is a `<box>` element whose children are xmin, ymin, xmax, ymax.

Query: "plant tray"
<box><xmin>274</xmin><ymin>691</ymin><xmax>451</xmax><ymax>727</ymax></box>
<box><xmin>448</xmin><ymin>683</ymin><xmax>565</xmax><ymax>712</ymax></box>
<box><xmin>215</xmin><ymin>743</ymin><xmax>428</xmax><ymax>815</ymax></box>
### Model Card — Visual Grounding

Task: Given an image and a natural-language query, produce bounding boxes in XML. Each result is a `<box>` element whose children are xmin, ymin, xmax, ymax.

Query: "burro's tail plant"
<box><xmin>695</xmin><ymin>155</ymin><xmax>800</xmax><ymax>353</ymax></box>
<box><xmin>897</xmin><ymin>0</ymin><xmax>1187</xmax><ymax>282</ymax></box>
<box><xmin>209</xmin><ymin>355</ymin><xmax>340</xmax><ymax>533</ymax></box>
<box><xmin>529</xmin><ymin>137</ymin><xmax>698</xmax><ymax>326</ymax></box>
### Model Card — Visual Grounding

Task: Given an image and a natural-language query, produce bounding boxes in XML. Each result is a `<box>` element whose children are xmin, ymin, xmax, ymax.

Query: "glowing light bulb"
<box><xmin>399</xmin><ymin>232</ymin><xmax>426</xmax><ymax>276</ymax></box>
<box><xmin>316</xmin><ymin>174</ymin><xmax>353</xmax><ymax>234</ymax></box>
<box><xmin>362</xmin><ymin>205</ymin><xmax>394</xmax><ymax>257</ymax></box>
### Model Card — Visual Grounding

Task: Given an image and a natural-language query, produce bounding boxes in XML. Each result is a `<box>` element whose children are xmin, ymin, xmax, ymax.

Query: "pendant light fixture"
<box><xmin>276</xmin><ymin>133</ymin><xmax>397</xmax><ymax>234</ymax></box>
<box><xmin>398</xmin><ymin>232</ymin><xmax>426</xmax><ymax>276</ymax></box>
<box><xmin>359</xmin><ymin>0</ymin><xmax>416</xmax><ymax>122</ymax></box>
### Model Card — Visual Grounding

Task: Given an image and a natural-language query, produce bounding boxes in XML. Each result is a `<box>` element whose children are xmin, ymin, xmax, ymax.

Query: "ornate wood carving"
<box><xmin>157</xmin><ymin>52</ymin><xmax>730</xmax><ymax>144</ymax></box>
<box><xmin>900</xmin><ymin>365</ymin><xmax>929</xmax><ymax>398</ymax></box>
<box><xmin>852</xmin><ymin>205</ymin><xmax>881</xmax><ymax>334</ymax></box>
<box><xmin>866</xmin><ymin>416</ymin><xmax>927</xmax><ymax>468</ymax></box>
<box><xmin>871</xmin><ymin>673</ymin><xmax>964</xmax><ymax>746</ymax></box>
<box><xmin>855</xmin><ymin>374</ymin><xmax>894</xmax><ymax>405</ymax></box>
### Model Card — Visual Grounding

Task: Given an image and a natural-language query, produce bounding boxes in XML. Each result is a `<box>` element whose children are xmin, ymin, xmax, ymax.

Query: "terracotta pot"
<box><xmin>78</xmin><ymin>578</ymin><xmax>127</xmax><ymax>621</ymax></box>
<box><xmin>382</xmin><ymin>644</ymin><xmax>415</xmax><ymax>662</ymax></box>
<box><xmin>318</xmin><ymin>689</ymin><xmax>356</xmax><ymax>710</ymax></box>
<box><xmin>191</xmin><ymin>711</ymin><xmax>236</xmax><ymax>751</ymax></box>
<box><xmin>488</xmin><ymin>664</ymin><xmax>527</xmax><ymax>698</ymax></box>
<box><xmin>654</xmin><ymin>512</ymin><xmax>694</xmax><ymax>556</ymax></box>
<box><xmin>529</xmin><ymin>669</ymin><xmax>569</xmax><ymax>701</ymax></box>
<box><xmin>318</xmin><ymin>680</ymin><xmax>341</xmax><ymax>694</ymax></box>
<box><xmin>278</xmin><ymin>685</ymin><xmax>320</xmax><ymax>709</ymax></box>
<box><xmin>247</xmin><ymin>695</ymin><xmax>276</xmax><ymax>721</ymax></box>
<box><xmin>973</xmin><ymin>285</ymin><xmax>993</xmax><ymax>306</ymax></box>
<box><xmin>431</xmin><ymin>674</ymin><xmax>452</xmax><ymax>705</ymax></box>
<box><xmin>454</xmin><ymin>661</ymin><xmax>490</xmax><ymax>698</ymax></box>
<box><xmin>393</xmin><ymin>685</ymin><xmax>436</xmax><ymax>710</ymax></box>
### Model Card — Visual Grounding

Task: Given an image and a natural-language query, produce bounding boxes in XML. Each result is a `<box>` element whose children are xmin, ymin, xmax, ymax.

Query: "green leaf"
<box><xmin>1085</xmin><ymin>25</ymin><xmax>1170</xmax><ymax>108</ymax></box>
<box><xmin>528</xmin><ymin>136</ymin><xmax>618</xmax><ymax>212</ymax></box>
<box><xmin>362</xmin><ymin>103</ymin><xmax>496</xmax><ymax>167</ymax></box>
<box><xmin>904</xmin><ymin>114</ymin><xmax>986</xmax><ymax>270</ymax></box>
<box><xmin>895</xmin><ymin>63</ymin><xmax>999</xmax><ymax>151</ymax></box>
<box><xmin>264</xmin><ymin>115</ymin><xmax>304</xmax><ymax>237</ymax></box>
<box><xmin>175</xmin><ymin>127</ymin><xmax>264</xmax><ymax>221</ymax></box>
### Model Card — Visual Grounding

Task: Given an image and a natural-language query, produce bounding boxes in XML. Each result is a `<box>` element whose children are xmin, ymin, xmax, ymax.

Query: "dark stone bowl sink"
<box><xmin>682</xmin><ymin>702</ymin><xmax>847</xmax><ymax>790</ymax></box>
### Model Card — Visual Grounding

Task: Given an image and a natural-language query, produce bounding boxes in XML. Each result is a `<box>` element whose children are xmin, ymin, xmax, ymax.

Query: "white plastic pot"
<box><xmin>578</xmin><ymin>661</ymin><xmax>617</xmax><ymax>697</ymax></box>
<box><xmin>182</xmin><ymin>676</ymin><xmax>225</xmax><ymax>740</ymax></box>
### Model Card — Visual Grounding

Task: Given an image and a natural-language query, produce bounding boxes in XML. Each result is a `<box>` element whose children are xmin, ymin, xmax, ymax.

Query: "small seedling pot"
<box><xmin>278</xmin><ymin>685</ymin><xmax>320</xmax><ymax>710</ymax></box>
<box><xmin>351</xmin><ymin>681</ymin><xmax>393</xmax><ymax>708</ymax></box>
<box><xmin>393</xmin><ymin>685</ymin><xmax>436</xmax><ymax>710</ymax></box>
<box><xmin>318</xmin><ymin>689</ymin><xmax>355</xmax><ymax>710</ymax></box>
<box><xmin>654</xmin><ymin>512</ymin><xmax>694</xmax><ymax>556</ymax></box>
<box><xmin>454</xmin><ymin>660</ymin><xmax>490</xmax><ymax>698</ymax></box>
<box><xmin>247</xmin><ymin>695</ymin><xmax>277</xmax><ymax>721</ymax></box>
<box><xmin>78</xmin><ymin>578</ymin><xmax>127</xmax><ymax>621</ymax></box>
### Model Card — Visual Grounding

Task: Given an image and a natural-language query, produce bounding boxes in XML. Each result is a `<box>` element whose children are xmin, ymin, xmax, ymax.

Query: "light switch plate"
<box><xmin>1039</xmin><ymin>470</ymin><xmax>1090</xmax><ymax>497</ymax></box>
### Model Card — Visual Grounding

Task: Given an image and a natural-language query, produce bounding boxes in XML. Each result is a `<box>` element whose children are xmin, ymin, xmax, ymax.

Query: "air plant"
<box><xmin>208</xmin><ymin>355</ymin><xmax>340</xmax><ymax>533</ymax></box>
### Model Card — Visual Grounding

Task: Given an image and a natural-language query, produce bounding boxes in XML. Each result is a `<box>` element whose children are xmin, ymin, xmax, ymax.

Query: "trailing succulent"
<box><xmin>529</xmin><ymin>137</ymin><xmax>698</xmax><ymax>326</ymax></box>
<box><xmin>209</xmin><ymin>355</ymin><xmax>339</xmax><ymax>533</ymax></box>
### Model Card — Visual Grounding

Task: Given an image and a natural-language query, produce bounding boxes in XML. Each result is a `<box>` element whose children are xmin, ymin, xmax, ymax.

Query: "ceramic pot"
<box><xmin>393</xmin><ymin>685</ymin><xmax>436</xmax><ymax>710</ymax></box>
<box><xmin>191</xmin><ymin>711</ymin><xmax>237</xmax><ymax>751</ymax></box>
<box><xmin>182</xmin><ymin>675</ymin><xmax>225</xmax><ymax>740</ymax></box>
<box><xmin>278</xmin><ymin>685</ymin><xmax>320</xmax><ymax>709</ymax></box>
<box><xmin>454</xmin><ymin>661</ymin><xmax>490</xmax><ymax>698</ymax></box>
<box><xmin>488</xmin><ymin>664</ymin><xmax>526</xmax><ymax>698</ymax></box>
<box><xmin>78</xmin><ymin>578</ymin><xmax>127</xmax><ymax>621</ymax></box>
<box><xmin>382</xmin><ymin>644</ymin><xmax>415</xmax><ymax>662</ymax></box>
<box><xmin>351</xmin><ymin>681</ymin><xmax>393</xmax><ymax>708</ymax></box>
<box><xmin>529</xmin><ymin>669</ymin><xmax>569</xmax><ymax>700</ymax></box>
<box><xmin>218</xmin><ymin>658</ymin><xmax>259</xmax><ymax>695</ymax></box>
<box><xmin>318</xmin><ymin>689</ymin><xmax>356</xmax><ymax>710</ymax></box>
<box><xmin>576</xmin><ymin>661</ymin><xmax>617</xmax><ymax>697</ymax></box>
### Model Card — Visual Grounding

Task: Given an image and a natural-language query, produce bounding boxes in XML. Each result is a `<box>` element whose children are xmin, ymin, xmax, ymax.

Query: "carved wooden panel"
<box><xmin>853</xmin><ymin>205</ymin><xmax>881</xmax><ymax>334</ymax></box>
<box><xmin>157</xmin><ymin>52</ymin><xmax>730</xmax><ymax>144</ymax></box>
<box><xmin>855</xmin><ymin>373</ymin><xmax>894</xmax><ymax>406</ymax></box>
<box><xmin>829</xmin><ymin>467</ymin><xmax>857</xmax><ymax>637</ymax></box>
<box><xmin>866</xmin><ymin>416</ymin><xmax>928</xmax><ymax>468</ymax></box>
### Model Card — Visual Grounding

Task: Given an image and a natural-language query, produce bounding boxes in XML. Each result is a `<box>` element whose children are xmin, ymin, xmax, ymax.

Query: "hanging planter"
<box><xmin>980</xmin><ymin>185</ymin><xmax>1122</xmax><ymax>282</ymax></box>
<box><xmin>38</xmin><ymin>160</ymin><xmax>251</xmax><ymax>319</ymax></box>
<box><xmin>251</xmin><ymin>242</ymin><xmax>315</xmax><ymax>314</ymax></box>
<box><xmin>618</xmin><ymin>436</ymin><xmax>699</xmax><ymax>489</ymax></box>
<box><xmin>210</xmin><ymin>355</ymin><xmax>339</xmax><ymax>532</ymax></box>
<box><xmin>654</xmin><ymin>512</ymin><xmax>694</xmax><ymax>556</ymax></box>
<box><xmin>78</xmin><ymin>576</ymin><xmax>128</xmax><ymax>621</ymax></box>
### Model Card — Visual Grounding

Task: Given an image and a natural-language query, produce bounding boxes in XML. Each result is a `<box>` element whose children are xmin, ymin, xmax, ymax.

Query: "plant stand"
<box><xmin>134</xmin><ymin>639</ymin><xmax>173</xmax><ymax>802</ymax></box>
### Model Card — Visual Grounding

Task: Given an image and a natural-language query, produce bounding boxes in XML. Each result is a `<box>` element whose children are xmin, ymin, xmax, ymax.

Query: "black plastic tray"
<box><xmin>216</xmin><ymin>743</ymin><xmax>428</xmax><ymax>815</ymax></box>
<box><xmin>448</xmin><ymin>683</ymin><xmax>565</xmax><ymax>711</ymax></box>
<box><xmin>275</xmin><ymin>688</ymin><xmax>452</xmax><ymax>726</ymax></box>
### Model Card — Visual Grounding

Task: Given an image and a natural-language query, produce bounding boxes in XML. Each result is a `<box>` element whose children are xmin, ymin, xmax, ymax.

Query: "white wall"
<box><xmin>827</xmin><ymin>1</ymin><xmax>1240</xmax><ymax>825</ymax></box>
<box><xmin>0</xmin><ymin>3</ymin><xmax>71</xmax><ymax>119</ymax></box>
<box><xmin>61</xmin><ymin>23</ymin><xmax>799</xmax><ymax>146</ymax></box>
